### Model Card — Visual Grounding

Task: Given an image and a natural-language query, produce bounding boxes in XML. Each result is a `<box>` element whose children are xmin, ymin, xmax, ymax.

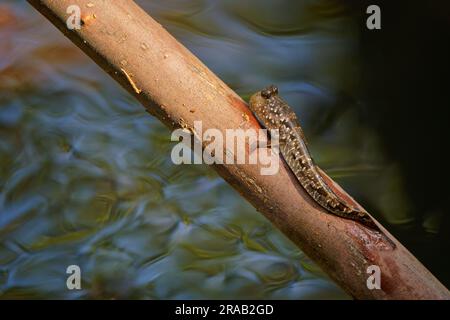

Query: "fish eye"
<box><xmin>261</xmin><ymin>89</ymin><xmax>271</xmax><ymax>99</ymax></box>
<box><xmin>261</xmin><ymin>85</ymin><xmax>278</xmax><ymax>99</ymax></box>
<box><xmin>270</xmin><ymin>85</ymin><xmax>278</xmax><ymax>95</ymax></box>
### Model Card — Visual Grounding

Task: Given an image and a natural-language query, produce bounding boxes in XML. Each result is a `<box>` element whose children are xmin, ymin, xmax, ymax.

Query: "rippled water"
<box><xmin>1</xmin><ymin>0</ymin><xmax>437</xmax><ymax>299</ymax></box>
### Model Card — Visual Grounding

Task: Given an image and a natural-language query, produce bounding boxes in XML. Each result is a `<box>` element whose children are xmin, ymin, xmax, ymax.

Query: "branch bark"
<box><xmin>28</xmin><ymin>0</ymin><xmax>450</xmax><ymax>299</ymax></box>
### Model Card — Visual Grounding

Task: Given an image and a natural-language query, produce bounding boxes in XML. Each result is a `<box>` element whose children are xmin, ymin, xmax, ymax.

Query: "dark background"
<box><xmin>351</xmin><ymin>0</ymin><xmax>450</xmax><ymax>286</ymax></box>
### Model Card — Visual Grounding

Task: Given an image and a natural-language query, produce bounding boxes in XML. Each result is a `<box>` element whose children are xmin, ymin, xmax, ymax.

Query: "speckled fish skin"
<box><xmin>249</xmin><ymin>85</ymin><xmax>379</xmax><ymax>230</ymax></box>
